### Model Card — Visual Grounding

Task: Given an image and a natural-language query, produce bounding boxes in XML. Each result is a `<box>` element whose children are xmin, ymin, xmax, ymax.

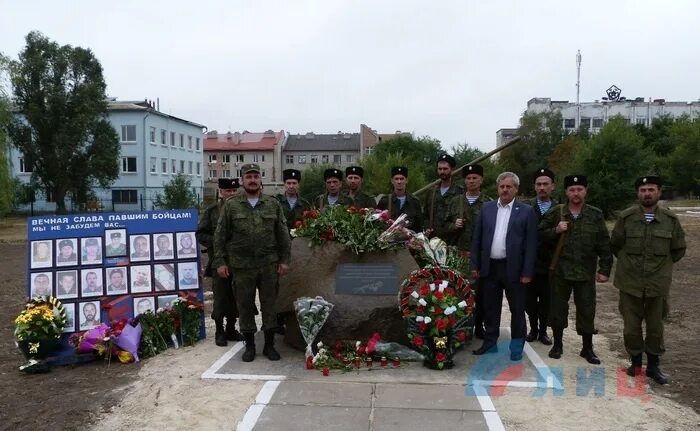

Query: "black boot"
<box><xmin>526</xmin><ymin>327</ymin><xmax>538</xmax><ymax>343</ymax></box>
<box><xmin>579</xmin><ymin>334</ymin><xmax>601</xmax><ymax>364</ymax></box>
<box><xmin>646</xmin><ymin>353</ymin><xmax>669</xmax><ymax>385</ymax></box>
<box><xmin>275</xmin><ymin>314</ymin><xmax>286</xmax><ymax>335</ymax></box>
<box><xmin>626</xmin><ymin>353</ymin><xmax>643</xmax><ymax>377</ymax></box>
<box><xmin>242</xmin><ymin>332</ymin><xmax>256</xmax><ymax>362</ymax></box>
<box><xmin>548</xmin><ymin>328</ymin><xmax>563</xmax><ymax>359</ymax></box>
<box><xmin>262</xmin><ymin>330</ymin><xmax>281</xmax><ymax>361</ymax></box>
<box><xmin>225</xmin><ymin>319</ymin><xmax>244</xmax><ymax>342</ymax></box>
<box><xmin>214</xmin><ymin>319</ymin><xmax>227</xmax><ymax>347</ymax></box>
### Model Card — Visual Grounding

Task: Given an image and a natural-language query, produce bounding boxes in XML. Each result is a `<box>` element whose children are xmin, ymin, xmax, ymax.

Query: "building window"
<box><xmin>179</xmin><ymin>134</ymin><xmax>184</xmax><ymax>148</ymax></box>
<box><xmin>209</xmin><ymin>170</ymin><xmax>218</xmax><ymax>179</ymax></box>
<box><xmin>161</xmin><ymin>129</ymin><xmax>167</xmax><ymax>145</ymax></box>
<box><xmin>112</xmin><ymin>190</ymin><xmax>137</xmax><ymax>204</ymax></box>
<box><xmin>223</xmin><ymin>169</ymin><xmax>231</xmax><ymax>177</ymax></box>
<box><xmin>346</xmin><ymin>154</ymin><xmax>353</xmax><ymax>163</ymax></box>
<box><xmin>150</xmin><ymin>127</ymin><xmax>156</xmax><ymax>143</ymax></box>
<box><xmin>208</xmin><ymin>154</ymin><xmax>217</xmax><ymax>163</ymax></box>
<box><xmin>564</xmin><ymin>118</ymin><xmax>576</xmax><ymax>129</ymax></box>
<box><xmin>188</xmin><ymin>161</ymin><xmax>193</xmax><ymax>175</ymax></box>
<box><xmin>592</xmin><ymin>118</ymin><xmax>604</xmax><ymax>128</ymax></box>
<box><xmin>170</xmin><ymin>132</ymin><xmax>176</xmax><ymax>146</ymax></box>
<box><xmin>253</xmin><ymin>154</ymin><xmax>259</xmax><ymax>162</ymax></box>
<box><xmin>365</xmin><ymin>147</ymin><xmax>373</xmax><ymax>156</ymax></box>
<box><xmin>19</xmin><ymin>157</ymin><xmax>33</xmax><ymax>173</ymax></box>
<box><xmin>121</xmin><ymin>125</ymin><xmax>137</xmax><ymax>142</ymax></box>
<box><xmin>285</xmin><ymin>154</ymin><xmax>294</xmax><ymax>164</ymax></box>
<box><xmin>180</xmin><ymin>160</ymin><xmax>185</xmax><ymax>173</ymax></box>
<box><xmin>195</xmin><ymin>137</ymin><xmax>200</xmax><ymax>151</ymax></box>
<box><xmin>580</xmin><ymin>118</ymin><xmax>591</xmax><ymax>129</ymax></box>
<box><xmin>624</xmin><ymin>118</ymin><xmax>631</xmax><ymax>125</ymax></box>
<box><xmin>188</xmin><ymin>136</ymin><xmax>193</xmax><ymax>150</ymax></box>
<box><xmin>333</xmin><ymin>154</ymin><xmax>341</xmax><ymax>164</ymax></box>
<box><xmin>310</xmin><ymin>155</ymin><xmax>318</xmax><ymax>164</ymax></box>
<box><xmin>261</xmin><ymin>169</ymin><xmax>266</xmax><ymax>178</ymax></box>
<box><xmin>223</xmin><ymin>154</ymin><xmax>231</xmax><ymax>163</ymax></box>
<box><xmin>298</xmin><ymin>155</ymin><xmax>306</xmax><ymax>164</ymax></box>
<box><xmin>171</xmin><ymin>159</ymin><xmax>176</xmax><ymax>174</ymax></box>
<box><xmin>236</xmin><ymin>169</ymin><xmax>241</xmax><ymax>177</ymax></box>
<box><xmin>236</xmin><ymin>154</ymin><xmax>245</xmax><ymax>163</ymax></box>
<box><xmin>636</xmin><ymin>117</ymin><xmax>647</xmax><ymax>125</ymax></box>
<box><xmin>196</xmin><ymin>162</ymin><xmax>201</xmax><ymax>176</ymax></box>
<box><xmin>121</xmin><ymin>157</ymin><xmax>137</xmax><ymax>173</ymax></box>
<box><xmin>161</xmin><ymin>158</ymin><xmax>167</xmax><ymax>173</ymax></box>
<box><xmin>45</xmin><ymin>188</ymin><xmax>55</xmax><ymax>202</ymax></box>
<box><xmin>150</xmin><ymin>157</ymin><xmax>157</xmax><ymax>173</ymax></box>
<box><xmin>322</xmin><ymin>155</ymin><xmax>329</xmax><ymax>164</ymax></box>
<box><xmin>261</xmin><ymin>154</ymin><xmax>265</xmax><ymax>162</ymax></box>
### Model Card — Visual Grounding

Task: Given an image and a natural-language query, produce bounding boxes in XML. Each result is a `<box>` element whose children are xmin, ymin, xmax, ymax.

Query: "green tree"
<box><xmin>370</xmin><ymin>134</ymin><xmax>443</xmax><ymax>184</ymax></box>
<box><xmin>0</xmin><ymin>54</ymin><xmax>13</xmax><ymax>216</ymax></box>
<box><xmin>547</xmin><ymin>134</ymin><xmax>583</xmax><ymax>182</ymax></box>
<box><xmin>297</xmin><ymin>163</ymin><xmax>335</xmax><ymax>201</ymax></box>
<box><xmin>7</xmin><ymin>31</ymin><xmax>119</xmax><ymax>213</ymax></box>
<box><xmin>360</xmin><ymin>152</ymin><xmax>427</xmax><ymax>196</ymax></box>
<box><xmin>452</xmin><ymin>142</ymin><xmax>499</xmax><ymax>198</ymax></box>
<box><xmin>571</xmin><ymin>117</ymin><xmax>654</xmax><ymax>216</ymax></box>
<box><xmin>153</xmin><ymin>173</ymin><xmax>199</xmax><ymax>209</ymax></box>
<box><xmin>665</xmin><ymin>118</ymin><xmax>700</xmax><ymax>196</ymax></box>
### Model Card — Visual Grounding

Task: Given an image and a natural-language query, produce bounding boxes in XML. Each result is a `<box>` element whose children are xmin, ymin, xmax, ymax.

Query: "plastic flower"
<box><xmin>416</xmin><ymin>316</ymin><xmax>424</xmax><ymax>322</ymax></box>
<box><xmin>457</xmin><ymin>300</ymin><xmax>467</xmax><ymax>308</ymax></box>
<box><xmin>410</xmin><ymin>291</ymin><xmax>419</xmax><ymax>299</ymax></box>
<box><xmin>423</xmin><ymin>316</ymin><xmax>432</xmax><ymax>324</ymax></box>
<box><xmin>418</xmin><ymin>298</ymin><xmax>427</xmax><ymax>307</ymax></box>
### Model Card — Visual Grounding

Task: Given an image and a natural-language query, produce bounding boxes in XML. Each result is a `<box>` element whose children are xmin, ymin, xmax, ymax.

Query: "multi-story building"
<box><xmin>10</xmin><ymin>98</ymin><xmax>206</xmax><ymax>211</ymax></box>
<box><xmin>202</xmin><ymin>130</ymin><xmax>285</xmax><ymax>198</ymax></box>
<box><xmin>359</xmin><ymin>124</ymin><xmax>410</xmax><ymax>156</ymax></box>
<box><xmin>282</xmin><ymin>131</ymin><xmax>360</xmax><ymax>173</ymax></box>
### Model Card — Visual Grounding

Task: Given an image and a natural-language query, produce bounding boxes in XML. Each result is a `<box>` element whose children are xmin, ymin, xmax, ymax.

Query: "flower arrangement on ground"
<box><xmin>70</xmin><ymin>319</ymin><xmax>141</xmax><ymax>365</ymax></box>
<box><xmin>14</xmin><ymin>296</ymin><xmax>67</xmax><ymax>372</ymax></box>
<box><xmin>170</xmin><ymin>294</ymin><xmax>204</xmax><ymax>346</ymax></box>
<box><xmin>295</xmin><ymin>296</ymin><xmax>334</xmax><ymax>360</ymax></box>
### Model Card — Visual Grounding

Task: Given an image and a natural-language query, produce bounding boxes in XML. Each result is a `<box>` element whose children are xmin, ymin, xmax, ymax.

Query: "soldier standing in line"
<box><xmin>539</xmin><ymin>175</ymin><xmax>613</xmax><ymax>364</ymax></box>
<box><xmin>213</xmin><ymin>164</ymin><xmax>291</xmax><ymax>362</ymax></box>
<box><xmin>314</xmin><ymin>168</ymin><xmax>351</xmax><ymax>209</ymax></box>
<box><xmin>276</xmin><ymin>169</ymin><xmax>311</xmax><ymax>231</ymax></box>
<box><xmin>611</xmin><ymin>175</ymin><xmax>686</xmax><ymax>384</ymax></box>
<box><xmin>377</xmin><ymin>166</ymin><xmax>423</xmax><ymax>231</ymax></box>
<box><xmin>424</xmin><ymin>153</ymin><xmax>463</xmax><ymax>245</ymax></box>
<box><xmin>523</xmin><ymin>168</ymin><xmax>558</xmax><ymax>345</ymax></box>
<box><xmin>344</xmin><ymin>166</ymin><xmax>376</xmax><ymax>209</ymax></box>
<box><xmin>196</xmin><ymin>178</ymin><xmax>244</xmax><ymax>346</ymax></box>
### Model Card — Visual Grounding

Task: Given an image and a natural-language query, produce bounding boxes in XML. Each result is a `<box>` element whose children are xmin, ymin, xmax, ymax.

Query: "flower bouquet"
<box><xmin>309</xmin><ymin>333</ymin><xmax>414</xmax><ymax>374</ymax></box>
<box><xmin>294</xmin><ymin>296</ymin><xmax>334</xmax><ymax>362</ymax></box>
<box><xmin>14</xmin><ymin>296</ymin><xmax>67</xmax><ymax>373</ymax></box>
<box><xmin>171</xmin><ymin>294</ymin><xmax>204</xmax><ymax>346</ymax></box>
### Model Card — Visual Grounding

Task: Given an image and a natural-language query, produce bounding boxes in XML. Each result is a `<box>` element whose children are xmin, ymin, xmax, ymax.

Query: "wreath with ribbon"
<box><xmin>398</xmin><ymin>266</ymin><xmax>474</xmax><ymax>369</ymax></box>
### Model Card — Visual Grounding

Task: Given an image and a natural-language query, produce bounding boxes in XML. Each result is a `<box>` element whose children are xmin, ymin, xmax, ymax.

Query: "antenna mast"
<box><xmin>576</xmin><ymin>50</ymin><xmax>582</xmax><ymax>128</ymax></box>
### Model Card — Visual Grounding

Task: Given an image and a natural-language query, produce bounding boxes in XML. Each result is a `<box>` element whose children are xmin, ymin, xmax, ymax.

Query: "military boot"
<box><xmin>579</xmin><ymin>334</ymin><xmax>601</xmax><ymax>364</ymax></box>
<box><xmin>242</xmin><ymin>332</ymin><xmax>256</xmax><ymax>362</ymax></box>
<box><xmin>225</xmin><ymin>318</ymin><xmax>244</xmax><ymax>342</ymax></box>
<box><xmin>262</xmin><ymin>330</ymin><xmax>281</xmax><ymax>361</ymax></box>
<box><xmin>214</xmin><ymin>319</ymin><xmax>227</xmax><ymax>347</ymax></box>
<box><xmin>626</xmin><ymin>353</ymin><xmax>643</xmax><ymax>377</ymax></box>
<box><xmin>646</xmin><ymin>353</ymin><xmax>669</xmax><ymax>385</ymax></box>
<box><xmin>275</xmin><ymin>314</ymin><xmax>286</xmax><ymax>335</ymax></box>
<box><xmin>548</xmin><ymin>328</ymin><xmax>563</xmax><ymax>359</ymax></box>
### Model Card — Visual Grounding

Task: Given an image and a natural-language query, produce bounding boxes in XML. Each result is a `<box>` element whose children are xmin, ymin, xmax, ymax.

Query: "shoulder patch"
<box><xmin>658</xmin><ymin>206</ymin><xmax>678</xmax><ymax>220</ymax></box>
<box><xmin>618</xmin><ymin>206</ymin><xmax>638</xmax><ymax>219</ymax></box>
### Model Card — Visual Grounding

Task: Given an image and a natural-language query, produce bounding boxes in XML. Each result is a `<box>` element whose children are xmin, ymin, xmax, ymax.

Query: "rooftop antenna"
<box><xmin>576</xmin><ymin>50</ymin><xmax>582</xmax><ymax>128</ymax></box>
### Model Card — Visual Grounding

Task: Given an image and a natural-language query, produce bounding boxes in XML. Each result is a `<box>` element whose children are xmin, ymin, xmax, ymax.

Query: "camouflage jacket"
<box><xmin>539</xmin><ymin>204</ymin><xmax>613</xmax><ymax>281</ymax></box>
<box><xmin>212</xmin><ymin>194</ymin><xmax>291</xmax><ymax>269</ymax></box>
<box><xmin>445</xmin><ymin>193</ymin><xmax>492</xmax><ymax>251</ymax></box>
<box><xmin>313</xmin><ymin>193</ymin><xmax>352</xmax><ymax>210</ymax></box>
<box><xmin>423</xmin><ymin>182</ymin><xmax>464</xmax><ymax>244</ymax></box>
<box><xmin>276</xmin><ymin>193</ymin><xmax>312</xmax><ymax>231</ymax></box>
<box><xmin>344</xmin><ymin>191</ymin><xmax>376</xmax><ymax>209</ymax></box>
<box><xmin>610</xmin><ymin>205</ymin><xmax>686</xmax><ymax>298</ymax></box>
<box><xmin>196</xmin><ymin>200</ymin><xmax>223</xmax><ymax>276</ymax></box>
<box><xmin>377</xmin><ymin>193</ymin><xmax>424</xmax><ymax>231</ymax></box>
<box><xmin>524</xmin><ymin>197</ymin><xmax>558</xmax><ymax>274</ymax></box>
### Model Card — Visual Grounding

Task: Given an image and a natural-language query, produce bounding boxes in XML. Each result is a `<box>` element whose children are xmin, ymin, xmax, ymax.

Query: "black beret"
<box><xmin>391</xmin><ymin>166</ymin><xmax>408</xmax><ymax>177</ymax></box>
<box><xmin>58</xmin><ymin>239</ymin><xmax>73</xmax><ymax>249</ymax></box>
<box><xmin>283</xmin><ymin>169</ymin><xmax>301</xmax><ymax>182</ymax></box>
<box><xmin>462</xmin><ymin>164</ymin><xmax>484</xmax><ymax>177</ymax></box>
<box><xmin>533</xmin><ymin>167</ymin><xmax>556</xmax><ymax>183</ymax></box>
<box><xmin>437</xmin><ymin>153</ymin><xmax>456</xmax><ymax>168</ymax></box>
<box><xmin>345</xmin><ymin>166</ymin><xmax>364</xmax><ymax>178</ymax></box>
<box><xmin>218</xmin><ymin>178</ymin><xmax>239</xmax><ymax>189</ymax></box>
<box><xmin>564</xmin><ymin>175</ymin><xmax>588</xmax><ymax>188</ymax></box>
<box><xmin>324</xmin><ymin>168</ymin><xmax>343</xmax><ymax>181</ymax></box>
<box><xmin>110</xmin><ymin>232</ymin><xmax>122</xmax><ymax>239</ymax></box>
<box><xmin>635</xmin><ymin>175</ymin><xmax>662</xmax><ymax>189</ymax></box>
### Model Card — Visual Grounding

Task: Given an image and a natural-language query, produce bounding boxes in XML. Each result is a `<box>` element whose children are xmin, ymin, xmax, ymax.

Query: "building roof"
<box><xmin>107</xmin><ymin>99</ymin><xmax>206</xmax><ymax>129</ymax></box>
<box><xmin>203</xmin><ymin>130</ymin><xmax>284</xmax><ymax>152</ymax></box>
<box><xmin>284</xmin><ymin>132</ymin><xmax>360</xmax><ymax>152</ymax></box>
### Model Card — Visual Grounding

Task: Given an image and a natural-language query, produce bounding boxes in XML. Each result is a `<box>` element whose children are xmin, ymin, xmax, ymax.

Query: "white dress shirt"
<box><xmin>490</xmin><ymin>199</ymin><xmax>514</xmax><ymax>259</ymax></box>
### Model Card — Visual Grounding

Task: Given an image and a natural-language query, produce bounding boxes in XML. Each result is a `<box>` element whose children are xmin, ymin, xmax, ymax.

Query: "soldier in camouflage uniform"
<box><xmin>196</xmin><ymin>178</ymin><xmax>243</xmax><ymax>346</ymax></box>
<box><xmin>344</xmin><ymin>166</ymin><xmax>376</xmax><ymax>209</ymax></box>
<box><xmin>539</xmin><ymin>175</ymin><xmax>613</xmax><ymax>364</ymax></box>
<box><xmin>424</xmin><ymin>153</ymin><xmax>463</xmax><ymax>245</ymax></box>
<box><xmin>213</xmin><ymin>164</ymin><xmax>291</xmax><ymax>362</ymax></box>
<box><xmin>611</xmin><ymin>175</ymin><xmax>686</xmax><ymax>384</ymax></box>
<box><xmin>523</xmin><ymin>168</ymin><xmax>558</xmax><ymax>345</ymax></box>
<box><xmin>377</xmin><ymin>166</ymin><xmax>423</xmax><ymax>231</ymax></box>
<box><xmin>314</xmin><ymin>168</ymin><xmax>352</xmax><ymax>209</ymax></box>
<box><xmin>276</xmin><ymin>169</ymin><xmax>311</xmax><ymax>231</ymax></box>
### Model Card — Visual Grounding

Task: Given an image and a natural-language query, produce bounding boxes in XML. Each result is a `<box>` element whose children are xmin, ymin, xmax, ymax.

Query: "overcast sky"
<box><xmin>2</xmin><ymin>0</ymin><xmax>699</xmax><ymax>152</ymax></box>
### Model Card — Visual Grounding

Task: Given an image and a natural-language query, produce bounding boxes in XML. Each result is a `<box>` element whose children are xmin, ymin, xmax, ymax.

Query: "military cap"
<box><xmin>564</xmin><ymin>175</ymin><xmax>588</xmax><ymax>188</ymax></box>
<box><xmin>437</xmin><ymin>153</ymin><xmax>456</xmax><ymax>168</ymax></box>
<box><xmin>241</xmin><ymin>163</ymin><xmax>261</xmax><ymax>175</ymax></box>
<box><xmin>58</xmin><ymin>239</ymin><xmax>73</xmax><ymax>249</ymax></box>
<box><xmin>391</xmin><ymin>166</ymin><xmax>408</xmax><ymax>177</ymax></box>
<box><xmin>110</xmin><ymin>232</ymin><xmax>122</xmax><ymax>239</ymax></box>
<box><xmin>218</xmin><ymin>178</ymin><xmax>239</xmax><ymax>189</ymax></box>
<box><xmin>85</xmin><ymin>238</ymin><xmax>98</xmax><ymax>247</ymax></box>
<box><xmin>635</xmin><ymin>175</ymin><xmax>662</xmax><ymax>189</ymax></box>
<box><xmin>533</xmin><ymin>167</ymin><xmax>556</xmax><ymax>183</ymax></box>
<box><xmin>283</xmin><ymin>169</ymin><xmax>301</xmax><ymax>182</ymax></box>
<box><xmin>345</xmin><ymin>166</ymin><xmax>364</xmax><ymax>178</ymax></box>
<box><xmin>462</xmin><ymin>164</ymin><xmax>484</xmax><ymax>177</ymax></box>
<box><xmin>324</xmin><ymin>168</ymin><xmax>343</xmax><ymax>181</ymax></box>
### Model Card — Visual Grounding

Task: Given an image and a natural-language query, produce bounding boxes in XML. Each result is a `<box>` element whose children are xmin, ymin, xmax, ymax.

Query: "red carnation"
<box><xmin>303</xmin><ymin>209</ymin><xmax>319</xmax><ymax>219</ymax></box>
<box><xmin>412</xmin><ymin>335</ymin><xmax>424</xmax><ymax>348</ymax></box>
<box><xmin>435</xmin><ymin>318</ymin><xmax>448</xmax><ymax>332</ymax></box>
<box><xmin>418</xmin><ymin>322</ymin><xmax>428</xmax><ymax>332</ymax></box>
<box><xmin>419</xmin><ymin>285</ymin><xmax>430</xmax><ymax>297</ymax></box>
<box><xmin>455</xmin><ymin>331</ymin><xmax>466</xmax><ymax>342</ymax></box>
<box><xmin>433</xmin><ymin>306</ymin><xmax>443</xmax><ymax>315</ymax></box>
<box><xmin>444</xmin><ymin>287</ymin><xmax>455</xmax><ymax>296</ymax></box>
<box><xmin>434</xmin><ymin>291</ymin><xmax>444</xmax><ymax>301</ymax></box>
<box><xmin>435</xmin><ymin>352</ymin><xmax>447</xmax><ymax>363</ymax></box>
<box><xmin>448</xmin><ymin>315</ymin><xmax>457</xmax><ymax>326</ymax></box>
<box><xmin>294</xmin><ymin>220</ymin><xmax>304</xmax><ymax>228</ymax></box>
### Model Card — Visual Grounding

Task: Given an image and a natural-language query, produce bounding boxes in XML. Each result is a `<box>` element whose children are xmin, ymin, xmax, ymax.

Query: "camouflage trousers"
<box><xmin>211</xmin><ymin>274</ymin><xmax>238</xmax><ymax>322</ymax></box>
<box><xmin>619</xmin><ymin>291</ymin><xmax>667</xmax><ymax>356</ymax></box>
<box><xmin>549</xmin><ymin>278</ymin><xmax>596</xmax><ymax>335</ymax></box>
<box><xmin>232</xmin><ymin>263</ymin><xmax>279</xmax><ymax>333</ymax></box>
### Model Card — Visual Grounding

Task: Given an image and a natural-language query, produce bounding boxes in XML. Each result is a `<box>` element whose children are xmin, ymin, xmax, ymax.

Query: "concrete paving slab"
<box><xmin>374</xmin><ymin>383</ymin><xmax>482</xmax><ymax>411</ymax></box>
<box><xmin>254</xmin><ymin>405</ymin><xmax>370</xmax><ymax>431</ymax></box>
<box><xmin>270</xmin><ymin>381</ymin><xmax>373</xmax><ymax>408</ymax></box>
<box><xmin>371</xmin><ymin>407</ymin><xmax>489</xmax><ymax>431</ymax></box>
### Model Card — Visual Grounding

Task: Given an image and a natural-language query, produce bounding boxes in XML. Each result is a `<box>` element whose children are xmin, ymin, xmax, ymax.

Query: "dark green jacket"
<box><xmin>377</xmin><ymin>193</ymin><xmax>424</xmax><ymax>231</ymax></box>
<box><xmin>539</xmin><ymin>204</ymin><xmax>613</xmax><ymax>281</ymax></box>
<box><xmin>313</xmin><ymin>193</ymin><xmax>352</xmax><ymax>210</ymax></box>
<box><xmin>423</xmin><ymin>182</ymin><xmax>464</xmax><ymax>243</ymax></box>
<box><xmin>213</xmin><ymin>194</ymin><xmax>291</xmax><ymax>269</ymax></box>
<box><xmin>525</xmin><ymin>197</ymin><xmax>558</xmax><ymax>274</ymax></box>
<box><xmin>445</xmin><ymin>193</ymin><xmax>492</xmax><ymax>251</ymax></box>
<box><xmin>345</xmin><ymin>191</ymin><xmax>376</xmax><ymax>209</ymax></box>
<box><xmin>276</xmin><ymin>193</ymin><xmax>311</xmax><ymax>230</ymax></box>
<box><xmin>610</xmin><ymin>205</ymin><xmax>686</xmax><ymax>298</ymax></box>
<box><xmin>196</xmin><ymin>200</ymin><xmax>223</xmax><ymax>276</ymax></box>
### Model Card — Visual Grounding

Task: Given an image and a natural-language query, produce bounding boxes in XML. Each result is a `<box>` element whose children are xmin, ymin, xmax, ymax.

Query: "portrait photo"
<box><xmin>63</xmin><ymin>303</ymin><xmax>76</xmax><ymax>333</ymax></box>
<box><xmin>81</xmin><ymin>269</ymin><xmax>104</xmax><ymax>297</ymax></box>
<box><xmin>129</xmin><ymin>234</ymin><xmax>151</xmax><ymax>262</ymax></box>
<box><xmin>157</xmin><ymin>294</ymin><xmax>178</xmax><ymax>310</ymax></box>
<box><xmin>105</xmin><ymin>267</ymin><xmax>128</xmax><ymax>296</ymax></box>
<box><xmin>79</xmin><ymin>301</ymin><xmax>101</xmax><ymax>330</ymax></box>
<box><xmin>55</xmin><ymin>238</ymin><xmax>78</xmax><ymax>267</ymax></box>
<box><xmin>80</xmin><ymin>237</ymin><xmax>103</xmax><ymax>265</ymax></box>
<box><xmin>105</xmin><ymin>229</ymin><xmax>128</xmax><ymax>257</ymax></box>
<box><xmin>55</xmin><ymin>270</ymin><xmax>79</xmax><ymax>299</ymax></box>
<box><xmin>130</xmin><ymin>265</ymin><xmax>152</xmax><ymax>293</ymax></box>
<box><xmin>133</xmin><ymin>296</ymin><xmax>155</xmax><ymax>317</ymax></box>
<box><xmin>30</xmin><ymin>272</ymin><xmax>53</xmax><ymax>298</ymax></box>
<box><xmin>30</xmin><ymin>240</ymin><xmax>53</xmax><ymax>269</ymax></box>
<box><xmin>153</xmin><ymin>233</ymin><xmax>174</xmax><ymax>260</ymax></box>
<box><xmin>153</xmin><ymin>263</ymin><xmax>176</xmax><ymax>291</ymax></box>
<box><xmin>176</xmin><ymin>232</ymin><xmax>197</xmax><ymax>259</ymax></box>
<box><xmin>177</xmin><ymin>262</ymin><xmax>199</xmax><ymax>290</ymax></box>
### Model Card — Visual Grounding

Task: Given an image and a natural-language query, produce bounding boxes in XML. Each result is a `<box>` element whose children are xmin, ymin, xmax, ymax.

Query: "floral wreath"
<box><xmin>14</xmin><ymin>296</ymin><xmax>67</xmax><ymax>341</ymax></box>
<box><xmin>399</xmin><ymin>266</ymin><xmax>474</xmax><ymax>369</ymax></box>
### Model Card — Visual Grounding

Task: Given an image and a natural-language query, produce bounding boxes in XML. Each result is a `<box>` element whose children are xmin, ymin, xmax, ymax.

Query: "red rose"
<box><xmin>455</xmin><ymin>331</ymin><xmax>466</xmax><ymax>342</ymax></box>
<box><xmin>433</xmin><ymin>306</ymin><xmax>443</xmax><ymax>315</ymax></box>
<box><xmin>419</xmin><ymin>285</ymin><xmax>430</xmax><ymax>297</ymax></box>
<box><xmin>434</xmin><ymin>291</ymin><xmax>444</xmax><ymax>301</ymax></box>
<box><xmin>436</xmin><ymin>318</ymin><xmax>447</xmax><ymax>332</ymax></box>
<box><xmin>303</xmin><ymin>209</ymin><xmax>319</xmax><ymax>219</ymax></box>
<box><xmin>294</xmin><ymin>220</ymin><xmax>304</xmax><ymax>228</ymax></box>
<box><xmin>357</xmin><ymin>345</ymin><xmax>366</xmax><ymax>356</ymax></box>
<box><xmin>444</xmin><ymin>287</ymin><xmax>455</xmax><ymax>296</ymax></box>
<box><xmin>435</xmin><ymin>352</ymin><xmax>447</xmax><ymax>363</ymax></box>
<box><xmin>412</xmin><ymin>335</ymin><xmax>424</xmax><ymax>348</ymax></box>
<box><xmin>416</xmin><ymin>306</ymin><xmax>425</xmax><ymax>314</ymax></box>
<box><xmin>448</xmin><ymin>315</ymin><xmax>457</xmax><ymax>326</ymax></box>
<box><xmin>305</xmin><ymin>356</ymin><xmax>314</xmax><ymax>369</ymax></box>
<box><xmin>418</xmin><ymin>322</ymin><xmax>428</xmax><ymax>332</ymax></box>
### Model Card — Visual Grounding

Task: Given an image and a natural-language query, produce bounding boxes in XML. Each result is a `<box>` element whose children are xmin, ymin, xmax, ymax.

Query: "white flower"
<box><xmin>424</xmin><ymin>316</ymin><xmax>432</xmax><ymax>324</ymax></box>
<box><xmin>418</xmin><ymin>298</ymin><xmax>427</xmax><ymax>306</ymax></box>
<box><xmin>290</xmin><ymin>229</ymin><xmax>298</xmax><ymax>238</ymax></box>
<box><xmin>429</xmin><ymin>283</ymin><xmax>436</xmax><ymax>291</ymax></box>
<box><xmin>457</xmin><ymin>300</ymin><xmax>467</xmax><ymax>308</ymax></box>
<box><xmin>416</xmin><ymin>316</ymin><xmax>424</xmax><ymax>322</ymax></box>
<box><xmin>444</xmin><ymin>306</ymin><xmax>456</xmax><ymax>315</ymax></box>
<box><xmin>438</xmin><ymin>284</ymin><xmax>445</xmax><ymax>293</ymax></box>
<box><xmin>356</xmin><ymin>341</ymin><xmax>361</xmax><ymax>348</ymax></box>
<box><xmin>440</xmin><ymin>280</ymin><xmax>449</xmax><ymax>290</ymax></box>
<box><xmin>410</xmin><ymin>291</ymin><xmax>419</xmax><ymax>299</ymax></box>
<box><xmin>317</xmin><ymin>341</ymin><xmax>324</xmax><ymax>348</ymax></box>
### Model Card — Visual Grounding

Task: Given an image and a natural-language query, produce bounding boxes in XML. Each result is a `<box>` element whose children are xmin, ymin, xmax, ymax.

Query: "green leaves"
<box><xmin>153</xmin><ymin>173</ymin><xmax>199</xmax><ymax>210</ymax></box>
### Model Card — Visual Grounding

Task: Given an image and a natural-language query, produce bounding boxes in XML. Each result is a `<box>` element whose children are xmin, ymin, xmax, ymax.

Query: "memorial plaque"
<box><xmin>335</xmin><ymin>263</ymin><xmax>398</xmax><ymax>295</ymax></box>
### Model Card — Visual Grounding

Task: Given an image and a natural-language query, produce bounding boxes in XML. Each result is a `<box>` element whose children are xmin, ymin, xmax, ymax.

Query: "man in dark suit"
<box><xmin>470</xmin><ymin>172</ymin><xmax>537</xmax><ymax>361</ymax></box>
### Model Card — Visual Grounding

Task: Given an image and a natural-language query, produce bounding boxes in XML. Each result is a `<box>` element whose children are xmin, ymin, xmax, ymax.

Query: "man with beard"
<box><xmin>377</xmin><ymin>166</ymin><xmax>423</xmax><ymax>231</ymax></box>
<box><xmin>276</xmin><ymin>169</ymin><xmax>311</xmax><ymax>231</ymax></box>
<box><xmin>178</xmin><ymin>233</ymin><xmax>197</xmax><ymax>256</ymax></box>
<box><xmin>214</xmin><ymin>164</ymin><xmax>291</xmax><ymax>362</ymax></box>
<box><xmin>130</xmin><ymin>235</ymin><xmax>150</xmax><ymax>259</ymax></box>
<box><xmin>82</xmin><ymin>271</ymin><xmax>103</xmax><ymax>295</ymax></box>
<box><xmin>611</xmin><ymin>175</ymin><xmax>686</xmax><ymax>384</ymax></box>
<box><xmin>80</xmin><ymin>302</ymin><xmax>100</xmax><ymax>329</ymax></box>
<box><xmin>344</xmin><ymin>166</ymin><xmax>375</xmax><ymax>209</ymax></box>
<box><xmin>314</xmin><ymin>168</ymin><xmax>351</xmax><ymax>210</ymax></box>
<box><xmin>539</xmin><ymin>175</ymin><xmax>613</xmax><ymax>364</ymax></box>
<box><xmin>424</xmin><ymin>153</ymin><xmax>462</xmax><ymax>244</ymax></box>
